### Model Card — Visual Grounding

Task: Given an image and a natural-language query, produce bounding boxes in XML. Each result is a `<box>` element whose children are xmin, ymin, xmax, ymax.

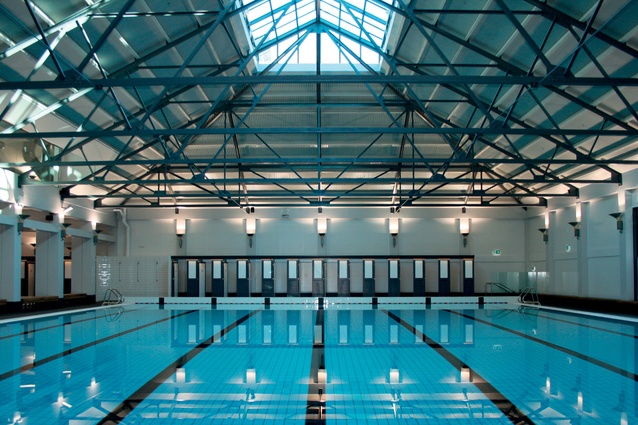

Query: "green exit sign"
<box><xmin>492</xmin><ymin>249</ymin><xmax>502</xmax><ymax>256</ymax></box>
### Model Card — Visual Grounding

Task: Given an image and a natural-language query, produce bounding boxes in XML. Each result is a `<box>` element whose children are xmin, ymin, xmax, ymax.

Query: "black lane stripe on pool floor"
<box><xmin>451</xmin><ymin>310</ymin><xmax>638</xmax><ymax>382</ymax></box>
<box><xmin>306</xmin><ymin>309</ymin><xmax>326</xmax><ymax>425</ymax></box>
<box><xmin>384</xmin><ymin>310</ymin><xmax>535</xmax><ymax>425</ymax></box>
<box><xmin>0</xmin><ymin>309</ymin><xmax>196</xmax><ymax>382</ymax></box>
<box><xmin>98</xmin><ymin>310</ymin><xmax>259</xmax><ymax>425</ymax></box>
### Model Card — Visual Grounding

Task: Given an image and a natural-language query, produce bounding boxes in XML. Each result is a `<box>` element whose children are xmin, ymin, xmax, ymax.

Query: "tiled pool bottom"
<box><xmin>0</xmin><ymin>304</ymin><xmax>636</xmax><ymax>424</ymax></box>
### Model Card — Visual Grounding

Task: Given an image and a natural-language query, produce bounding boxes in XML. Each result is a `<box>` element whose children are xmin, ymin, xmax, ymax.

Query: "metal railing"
<box><xmin>485</xmin><ymin>281</ymin><xmax>517</xmax><ymax>294</ymax></box>
<box><xmin>518</xmin><ymin>287</ymin><xmax>540</xmax><ymax>305</ymax></box>
<box><xmin>102</xmin><ymin>288</ymin><xmax>124</xmax><ymax>306</ymax></box>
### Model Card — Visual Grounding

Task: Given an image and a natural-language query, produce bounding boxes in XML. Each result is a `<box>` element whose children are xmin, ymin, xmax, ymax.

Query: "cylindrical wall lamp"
<box><xmin>317</xmin><ymin>217</ymin><xmax>327</xmax><ymax>247</ymax></box>
<box><xmin>459</xmin><ymin>218</ymin><xmax>470</xmax><ymax>247</ymax></box>
<box><xmin>569</xmin><ymin>202</ymin><xmax>581</xmax><ymax>239</ymax></box>
<box><xmin>389</xmin><ymin>217</ymin><xmax>399</xmax><ymax>247</ymax></box>
<box><xmin>538</xmin><ymin>211</ymin><xmax>549</xmax><ymax>244</ymax></box>
<box><xmin>610</xmin><ymin>190</ymin><xmax>625</xmax><ymax>233</ymax></box>
<box><xmin>246</xmin><ymin>218</ymin><xmax>256</xmax><ymax>247</ymax></box>
<box><xmin>176</xmin><ymin>218</ymin><xmax>186</xmax><ymax>248</ymax></box>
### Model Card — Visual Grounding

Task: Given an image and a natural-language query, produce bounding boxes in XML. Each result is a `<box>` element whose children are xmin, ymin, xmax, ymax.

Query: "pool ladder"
<box><xmin>102</xmin><ymin>288</ymin><xmax>125</xmax><ymax>306</ymax></box>
<box><xmin>518</xmin><ymin>287</ymin><xmax>540</xmax><ymax>306</ymax></box>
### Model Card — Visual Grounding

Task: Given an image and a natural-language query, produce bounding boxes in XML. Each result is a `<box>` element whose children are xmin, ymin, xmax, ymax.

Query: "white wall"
<box><xmin>524</xmin><ymin>168</ymin><xmax>638</xmax><ymax>301</ymax></box>
<box><xmin>113</xmin><ymin>207</ymin><xmax>529</xmax><ymax>295</ymax></box>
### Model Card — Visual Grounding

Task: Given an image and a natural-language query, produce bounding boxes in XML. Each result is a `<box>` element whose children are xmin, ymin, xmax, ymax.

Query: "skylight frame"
<box><xmin>243</xmin><ymin>0</ymin><xmax>394</xmax><ymax>67</ymax></box>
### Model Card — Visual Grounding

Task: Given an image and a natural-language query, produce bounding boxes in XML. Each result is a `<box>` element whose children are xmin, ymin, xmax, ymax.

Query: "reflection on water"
<box><xmin>0</xmin><ymin>304</ymin><xmax>636</xmax><ymax>424</ymax></box>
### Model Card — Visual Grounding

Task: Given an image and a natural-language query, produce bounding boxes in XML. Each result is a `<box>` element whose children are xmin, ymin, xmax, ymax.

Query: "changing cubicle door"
<box><xmin>211</xmin><ymin>260</ymin><xmax>225</xmax><ymax>297</ymax></box>
<box><xmin>463</xmin><ymin>258</ymin><xmax>474</xmax><ymax>295</ymax></box>
<box><xmin>388</xmin><ymin>259</ymin><xmax>400</xmax><ymax>296</ymax></box>
<box><xmin>312</xmin><ymin>259</ymin><xmax>326</xmax><ymax>296</ymax></box>
<box><xmin>186</xmin><ymin>260</ymin><xmax>199</xmax><ymax>296</ymax></box>
<box><xmin>198</xmin><ymin>261</ymin><xmax>206</xmax><ymax>297</ymax></box>
<box><xmin>438</xmin><ymin>259</ymin><xmax>451</xmax><ymax>295</ymax></box>
<box><xmin>171</xmin><ymin>260</ymin><xmax>179</xmax><ymax>297</ymax></box>
<box><xmin>262</xmin><ymin>259</ymin><xmax>275</xmax><ymax>297</ymax></box>
<box><xmin>413</xmin><ymin>259</ymin><xmax>426</xmax><ymax>296</ymax></box>
<box><xmin>237</xmin><ymin>260</ymin><xmax>250</xmax><ymax>297</ymax></box>
<box><xmin>337</xmin><ymin>260</ymin><xmax>350</xmax><ymax>296</ymax></box>
<box><xmin>363</xmin><ymin>259</ymin><xmax>375</xmax><ymax>297</ymax></box>
<box><xmin>287</xmin><ymin>260</ymin><xmax>300</xmax><ymax>297</ymax></box>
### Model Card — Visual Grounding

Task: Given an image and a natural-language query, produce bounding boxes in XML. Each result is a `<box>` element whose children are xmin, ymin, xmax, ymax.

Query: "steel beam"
<box><xmin>0</xmin><ymin>127</ymin><xmax>634</xmax><ymax>138</ymax></box>
<box><xmin>0</xmin><ymin>75</ymin><xmax>635</xmax><ymax>90</ymax></box>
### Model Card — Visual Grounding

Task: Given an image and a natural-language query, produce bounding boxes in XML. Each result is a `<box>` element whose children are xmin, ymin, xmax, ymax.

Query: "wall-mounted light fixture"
<box><xmin>568</xmin><ymin>222</ymin><xmax>580</xmax><ymax>239</ymax></box>
<box><xmin>569</xmin><ymin>202</ymin><xmax>581</xmax><ymax>239</ymax></box>
<box><xmin>389</xmin><ymin>217</ymin><xmax>399</xmax><ymax>247</ymax></box>
<box><xmin>61</xmin><ymin>223</ymin><xmax>71</xmax><ymax>240</ymax></box>
<box><xmin>176</xmin><ymin>218</ymin><xmax>186</xmax><ymax>248</ymax></box>
<box><xmin>538</xmin><ymin>211</ymin><xmax>549</xmax><ymax>243</ymax></box>
<box><xmin>93</xmin><ymin>229</ymin><xmax>102</xmax><ymax>245</ymax></box>
<box><xmin>538</xmin><ymin>228</ymin><xmax>548</xmax><ymax>244</ymax></box>
<box><xmin>17</xmin><ymin>214</ymin><xmax>29</xmax><ymax>234</ymax></box>
<box><xmin>609</xmin><ymin>212</ymin><xmax>623</xmax><ymax>233</ymax></box>
<box><xmin>246</xmin><ymin>218</ymin><xmax>256</xmax><ymax>247</ymax></box>
<box><xmin>610</xmin><ymin>190</ymin><xmax>625</xmax><ymax>233</ymax></box>
<box><xmin>317</xmin><ymin>217</ymin><xmax>327</xmax><ymax>247</ymax></box>
<box><xmin>459</xmin><ymin>218</ymin><xmax>470</xmax><ymax>247</ymax></box>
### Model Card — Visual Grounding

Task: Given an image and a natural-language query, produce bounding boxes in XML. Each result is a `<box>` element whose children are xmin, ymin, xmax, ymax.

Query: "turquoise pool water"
<box><xmin>0</xmin><ymin>303</ymin><xmax>636</xmax><ymax>424</ymax></box>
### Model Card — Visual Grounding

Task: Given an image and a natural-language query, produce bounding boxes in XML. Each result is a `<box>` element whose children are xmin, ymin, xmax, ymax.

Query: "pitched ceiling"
<box><xmin>0</xmin><ymin>0</ymin><xmax>636</xmax><ymax>210</ymax></box>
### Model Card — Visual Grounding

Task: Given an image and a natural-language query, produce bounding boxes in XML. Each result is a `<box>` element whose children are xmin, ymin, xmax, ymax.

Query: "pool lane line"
<box><xmin>383</xmin><ymin>310</ymin><xmax>535</xmax><ymax>425</ymax></box>
<box><xmin>0</xmin><ymin>307</ymin><xmax>140</xmax><ymax>342</ymax></box>
<box><xmin>306</xmin><ymin>309</ymin><xmax>326</xmax><ymax>425</ymax></box>
<box><xmin>97</xmin><ymin>309</ymin><xmax>259</xmax><ymax>425</ymax></box>
<box><xmin>0</xmin><ymin>309</ymin><xmax>197</xmax><ymax>382</ymax></box>
<box><xmin>450</xmin><ymin>310</ymin><xmax>638</xmax><ymax>383</ymax></box>
<box><xmin>525</xmin><ymin>309</ymin><xmax>638</xmax><ymax>340</ymax></box>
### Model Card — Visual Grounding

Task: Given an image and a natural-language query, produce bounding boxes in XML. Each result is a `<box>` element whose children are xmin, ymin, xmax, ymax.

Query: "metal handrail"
<box><xmin>485</xmin><ymin>281</ymin><xmax>517</xmax><ymax>294</ymax></box>
<box><xmin>518</xmin><ymin>287</ymin><xmax>540</xmax><ymax>305</ymax></box>
<box><xmin>102</xmin><ymin>288</ymin><xmax>124</xmax><ymax>306</ymax></box>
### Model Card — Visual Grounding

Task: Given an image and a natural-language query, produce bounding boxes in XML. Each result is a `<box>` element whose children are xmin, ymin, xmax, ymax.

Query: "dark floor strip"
<box><xmin>306</xmin><ymin>309</ymin><xmax>326</xmax><ymax>425</ymax></box>
<box><xmin>0</xmin><ymin>309</ymin><xmax>195</xmax><ymax>382</ymax></box>
<box><xmin>384</xmin><ymin>310</ymin><xmax>535</xmax><ymax>425</ymax></box>
<box><xmin>97</xmin><ymin>310</ymin><xmax>259</xmax><ymax>425</ymax></box>
<box><xmin>0</xmin><ymin>306</ymin><xmax>138</xmax><ymax>342</ymax></box>
<box><xmin>451</xmin><ymin>310</ymin><xmax>638</xmax><ymax>382</ymax></box>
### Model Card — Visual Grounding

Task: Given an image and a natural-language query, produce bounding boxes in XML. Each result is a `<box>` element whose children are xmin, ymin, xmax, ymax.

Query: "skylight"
<box><xmin>243</xmin><ymin>0</ymin><xmax>393</xmax><ymax>67</ymax></box>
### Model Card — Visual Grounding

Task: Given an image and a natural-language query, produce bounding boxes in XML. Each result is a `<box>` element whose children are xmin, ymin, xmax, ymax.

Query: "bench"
<box><xmin>22</xmin><ymin>296</ymin><xmax>60</xmax><ymax>311</ymax></box>
<box><xmin>63</xmin><ymin>293</ymin><xmax>93</xmax><ymax>307</ymax></box>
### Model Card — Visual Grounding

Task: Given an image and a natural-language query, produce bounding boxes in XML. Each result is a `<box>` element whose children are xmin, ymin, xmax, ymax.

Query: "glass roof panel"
<box><xmin>243</xmin><ymin>0</ymin><xmax>393</xmax><ymax>67</ymax></box>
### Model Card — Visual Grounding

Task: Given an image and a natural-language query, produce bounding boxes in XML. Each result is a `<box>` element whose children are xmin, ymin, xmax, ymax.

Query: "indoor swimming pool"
<box><xmin>0</xmin><ymin>302</ymin><xmax>636</xmax><ymax>424</ymax></box>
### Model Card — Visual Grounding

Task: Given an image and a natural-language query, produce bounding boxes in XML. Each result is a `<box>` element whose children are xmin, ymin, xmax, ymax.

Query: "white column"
<box><xmin>577</xmin><ymin>203</ymin><xmax>589</xmax><ymax>297</ymax></box>
<box><xmin>35</xmin><ymin>228</ymin><xmax>64</xmax><ymax>297</ymax></box>
<box><xmin>546</xmin><ymin>211</ymin><xmax>556</xmax><ymax>293</ymax></box>
<box><xmin>619</xmin><ymin>190</ymin><xmax>633</xmax><ymax>300</ymax></box>
<box><xmin>71</xmin><ymin>234</ymin><xmax>96</xmax><ymax>296</ymax></box>
<box><xmin>0</xmin><ymin>219</ymin><xmax>22</xmax><ymax>304</ymax></box>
